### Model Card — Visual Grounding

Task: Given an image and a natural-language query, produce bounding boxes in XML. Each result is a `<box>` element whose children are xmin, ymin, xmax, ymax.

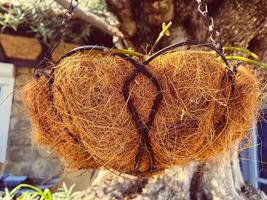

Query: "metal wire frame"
<box><xmin>35</xmin><ymin>40</ymin><xmax>236</xmax><ymax>176</ymax></box>
<box><xmin>45</xmin><ymin>45</ymin><xmax>163</xmax><ymax>175</ymax></box>
<box><xmin>144</xmin><ymin>40</ymin><xmax>232</xmax><ymax>71</ymax></box>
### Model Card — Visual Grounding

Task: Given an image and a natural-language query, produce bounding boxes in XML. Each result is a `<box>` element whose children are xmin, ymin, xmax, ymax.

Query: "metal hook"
<box><xmin>69</xmin><ymin>0</ymin><xmax>79</xmax><ymax>12</ymax></box>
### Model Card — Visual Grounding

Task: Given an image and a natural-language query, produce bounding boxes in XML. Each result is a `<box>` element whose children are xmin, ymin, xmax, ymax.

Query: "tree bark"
<box><xmin>75</xmin><ymin>152</ymin><xmax>266</xmax><ymax>200</ymax></box>
<box><xmin>75</xmin><ymin>0</ymin><xmax>267</xmax><ymax>199</ymax></box>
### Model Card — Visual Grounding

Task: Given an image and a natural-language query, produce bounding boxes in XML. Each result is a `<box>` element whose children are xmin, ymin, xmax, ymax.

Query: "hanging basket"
<box><xmin>22</xmin><ymin>43</ymin><xmax>259</xmax><ymax>176</ymax></box>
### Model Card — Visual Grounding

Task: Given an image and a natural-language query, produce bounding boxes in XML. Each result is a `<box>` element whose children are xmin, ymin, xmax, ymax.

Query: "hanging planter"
<box><xmin>21</xmin><ymin>0</ymin><xmax>263</xmax><ymax>177</ymax></box>
<box><xmin>22</xmin><ymin>42</ymin><xmax>260</xmax><ymax>176</ymax></box>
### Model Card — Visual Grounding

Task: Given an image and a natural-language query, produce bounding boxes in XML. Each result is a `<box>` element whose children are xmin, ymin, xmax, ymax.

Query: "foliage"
<box><xmin>53</xmin><ymin>183</ymin><xmax>76</xmax><ymax>200</ymax></box>
<box><xmin>0</xmin><ymin>182</ymin><xmax>77</xmax><ymax>200</ymax></box>
<box><xmin>83</xmin><ymin>0</ymin><xmax>107</xmax><ymax>13</ymax></box>
<box><xmin>0</xmin><ymin>0</ymin><xmax>107</xmax><ymax>45</ymax></box>
<box><xmin>223</xmin><ymin>47</ymin><xmax>267</xmax><ymax>71</ymax></box>
<box><xmin>0</xmin><ymin>5</ymin><xmax>24</xmax><ymax>31</ymax></box>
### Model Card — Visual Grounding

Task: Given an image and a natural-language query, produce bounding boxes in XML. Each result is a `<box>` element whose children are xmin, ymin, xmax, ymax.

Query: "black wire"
<box><xmin>233</xmin><ymin>61</ymin><xmax>243</xmax><ymax>73</ymax></box>
<box><xmin>118</xmin><ymin>54</ymin><xmax>163</xmax><ymax>173</ymax></box>
<box><xmin>144</xmin><ymin>40</ymin><xmax>232</xmax><ymax>73</ymax></box>
<box><xmin>57</xmin><ymin>45</ymin><xmax>109</xmax><ymax>63</ymax></box>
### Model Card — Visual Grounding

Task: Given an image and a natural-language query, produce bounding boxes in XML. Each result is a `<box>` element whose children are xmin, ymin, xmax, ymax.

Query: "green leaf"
<box><xmin>10</xmin><ymin>184</ymin><xmax>44</xmax><ymax>197</ymax></box>
<box><xmin>110</xmin><ymin>48</ymin><xmax>143</xmax><ymax>57</ymax></box>
<box><xmin>223</xmin><ymin>46</ymin><xmax>259</xmax><ymax>59</ymax></box>
<box><xmin>225</xmin><ymin>55</ymin><xmax>267</xmax><ymax>71</ymax></box>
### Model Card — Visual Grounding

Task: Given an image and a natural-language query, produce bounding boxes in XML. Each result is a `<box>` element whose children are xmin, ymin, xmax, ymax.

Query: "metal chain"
<box><xmin>62</xmin><ymin>0</ymin><xmax>79</xmax><ymax>25</ymax></box>
<box><xmin>49</xmin><ymin>0</ymin><xmax>79</xmax><ymax>54</ymax></box>
<box><xmin>195</xmin><ymin>0</ymin><xmax>221</xmax><ymax>50</ymax></box>
<box><xmin>35</xmin><ymin>0</ymin><xmax>79</xmax><ymax>78</ymax></box>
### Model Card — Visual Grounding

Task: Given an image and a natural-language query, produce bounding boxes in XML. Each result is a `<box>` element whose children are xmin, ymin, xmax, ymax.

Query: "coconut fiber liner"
<box><xmin>22</xmin><ymin>49</ymin><xmax>259</xmax><ymax>176</ymax></box>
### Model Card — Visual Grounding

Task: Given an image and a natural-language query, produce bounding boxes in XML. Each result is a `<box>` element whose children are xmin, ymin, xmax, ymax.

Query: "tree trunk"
<box><xmin>75</xmin><ymin>152</ymin><xmax>266</xmax><ymax>199</ymax></box>
<box><xmin>75</xmin><ymin>0</ymin><xmax>267</xmax><ymax>199</ymax></box>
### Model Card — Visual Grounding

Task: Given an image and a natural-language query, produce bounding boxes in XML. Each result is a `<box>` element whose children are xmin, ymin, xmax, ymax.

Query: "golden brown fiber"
<box><xmin>22</xmin><ymin>50</ymin><xmax>259</xmax><ymax>176</ymax></box>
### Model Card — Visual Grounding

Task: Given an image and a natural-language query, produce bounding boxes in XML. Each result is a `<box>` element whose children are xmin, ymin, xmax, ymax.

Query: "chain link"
<box><xmin>62</xmin><ymin>0</ymin><xmax>79</xmax><ymax>25</ymax></box>
<box><xmin>195</xmin><ymin>0</ymin><xmax>221</xmax><ymax>50</ymax></box>
<box><xmin>52</xmin><ymin>0</ymin><xmax>79</xmax><ymax>48</ymax></box>
<box><xmin>35</xmin><ymin>0</ymin><xmax>79</xmax><ymax>78</ymax></box>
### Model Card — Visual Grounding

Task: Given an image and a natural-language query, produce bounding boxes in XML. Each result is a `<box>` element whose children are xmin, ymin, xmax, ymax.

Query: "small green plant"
<box><xmin>0</xmin><ymin>0</ymin><xmax>99</xmax><ymax>45</ymax></box>
<box><xmin>0</xmin><ymin>183</ymin><xmax>53</xmax><ymax>200</ymax></box>
<box><xmin>0</xmin><ymin>182</ymin><xmax>76</xmax><ymax>200</ymax></box>
<box><xmin>84</xmin><ymin>0</ymin><xmax>107</xmax><ymax>12</ymax></box>
<box><xmin>0</xmin><ymin>6</ymin><xmax>25</xmax><ymax>31</ymax></box>
<box><xmin>53</xmin><ymin>183</ymin><xmax>76</xmax><ymax>200</ymax></box>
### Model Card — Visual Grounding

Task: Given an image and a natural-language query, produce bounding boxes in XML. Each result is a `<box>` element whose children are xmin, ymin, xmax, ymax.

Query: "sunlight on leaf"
<box><xmin>226</xmin><ymin>55</ymin><xmax>267</xmax><ymax>71</ymax></box>
<box><xmin>223</xmin><ymin>46</ymin><xmax>259</xmax><ymax>59</ymax></box>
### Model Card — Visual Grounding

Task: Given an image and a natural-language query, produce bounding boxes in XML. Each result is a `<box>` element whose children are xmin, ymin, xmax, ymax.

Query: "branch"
<box><xmin>54</xmin><ymin>0</ymin><xmax>125</xmax><ymax>44</ymax></box>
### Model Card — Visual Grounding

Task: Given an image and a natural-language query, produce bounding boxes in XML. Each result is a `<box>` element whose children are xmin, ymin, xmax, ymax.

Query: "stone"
<box><xmin>11</xmin><ymin>103</ymin><xmax>27</xmax><ymax>119</ymax></box>
<box><xmin>3</xmin><ymin>42</ymin><xmax>85</xmax><ymax>179</ymax></box>
<box><xmin>15</xmin><ymin>73</ymin><xmax>33</xmax><ymax>87</ymax></box>
<box><xmin>12</xmin><ymin>89</ymin><xmax>22</xmax><ymax>103</ymax></box>
<box><xmin>5</xmin><ymin>161</ymin><xmax>32</xmax><ymax>176</ymax></box>
<box><xmin>9</xmin><ymin>117</ymin><xmax>30</xmax><ymax>131</ymax></box>
<box><xmin>31</xmin><ymin>158</ymin><xmax>61</xmax><ymax>178</ymax></box>
<box><xmin>16</xmin><ymin>67</ymin><xmax>32</xmax><ymax>75</ymax></box>
<box><xmin>62</xmin><ymin>170</ymin><xmax>96</xmax><ymax>191</ymax></box>
<box><xmin>37</xmin><ymin>147</ymin><xmax>59</xmax><ymax>160</ymax></box>
<box><xmin>8</xmin><ymin>130</ymin><xmax>32</xmax><ymax>146</ymax></box>
<box><xmin>8</xmin><ymin>146</ymin><xmax>38</xmax><ymax>162</ymax></box>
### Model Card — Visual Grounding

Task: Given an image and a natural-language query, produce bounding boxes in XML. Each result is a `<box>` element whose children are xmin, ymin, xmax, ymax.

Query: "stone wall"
<box><xmin>5</xmin><ymin>67</ymin><xmax>61</xmax><ymax>178</ymax></box>
<box><xmin>0</xmin><ymin>33</ymin><xmax>77</xmax><ymax>178</ymax></box>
